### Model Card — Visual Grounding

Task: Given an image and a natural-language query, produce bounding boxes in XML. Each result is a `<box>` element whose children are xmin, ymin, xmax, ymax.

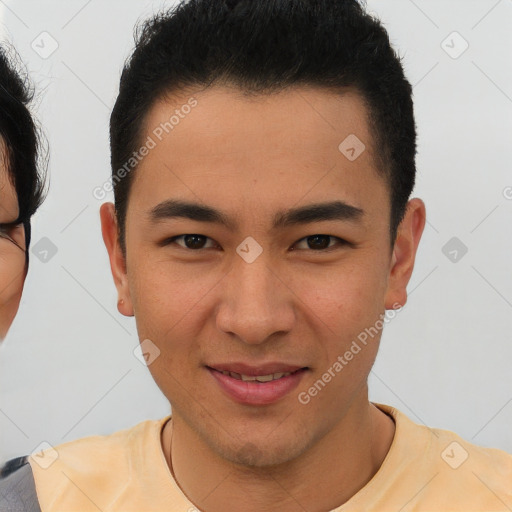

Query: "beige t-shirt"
<box><xmin>29</xmin><ymin>403</ymin><xmax>512</xmax><ymax>511</ymax></box>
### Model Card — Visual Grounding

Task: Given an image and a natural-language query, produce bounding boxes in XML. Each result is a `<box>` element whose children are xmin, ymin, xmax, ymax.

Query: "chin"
<box><xmin>215</xmin><ymin>432</ymin><xmax>311</xmax><ymax>469</ymax></box>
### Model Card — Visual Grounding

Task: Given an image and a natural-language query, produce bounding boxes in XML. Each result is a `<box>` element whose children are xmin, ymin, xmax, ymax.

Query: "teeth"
<box><xmin>255</xmin><ymin>374</ymin><xmax>274</xmax><ymax>382</ymax></box>
<box><xmin>220</xmin><ymin>370</ymin><xmax>292</xmax><ymax>382</ymax></box>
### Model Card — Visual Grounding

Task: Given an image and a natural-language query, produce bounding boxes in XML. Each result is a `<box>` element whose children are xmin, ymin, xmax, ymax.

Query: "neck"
<box><xmin>161</xmin><ymin>397</ymin><xmax>395</xmax><ymax>512</ymax></box>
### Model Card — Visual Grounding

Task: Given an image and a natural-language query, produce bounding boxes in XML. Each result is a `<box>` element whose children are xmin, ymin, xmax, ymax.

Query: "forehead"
<box><xmin>128</xmin><ymin>85</ymin><xmax>388</xmax><ymax>224</ymax></box>
<box><xmin>141</xmin><ymin>85</ymin><xmax>375</xmax><ymax>161</ymax></box>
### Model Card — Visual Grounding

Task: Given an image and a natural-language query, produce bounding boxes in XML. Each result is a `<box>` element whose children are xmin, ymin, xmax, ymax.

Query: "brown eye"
<box><xmin>166</xmin><ymin>234</ymin><xmax>216</xmax><ymax>250</ymax></box>
<box><xmin>294</xmin><ymin>235</ymin><xmax>344</xmax><ymax>251</ymax></box>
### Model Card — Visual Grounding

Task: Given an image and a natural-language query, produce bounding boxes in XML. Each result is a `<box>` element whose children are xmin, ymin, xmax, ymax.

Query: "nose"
<box><xmin>215</xmin><ymin>251</ymin><xmax>296</xmax><ymax>346</ymax></box>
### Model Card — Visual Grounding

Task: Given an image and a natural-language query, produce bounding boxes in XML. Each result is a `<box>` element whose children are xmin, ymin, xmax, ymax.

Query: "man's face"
<box><xmin>102</xmin><ymin>85</ymin><xmax>423</xmax><ymax>466</ymax></box>
<box><xmin>0</xmin><ymin>142</ymin><xmax>26</xmax><ymax>342</ymax></box>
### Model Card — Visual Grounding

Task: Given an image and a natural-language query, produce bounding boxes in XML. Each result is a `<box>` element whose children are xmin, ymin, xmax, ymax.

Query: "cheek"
<box><xmin>0</xmin><ymin>254</ymin><xmax>26</xmax><ymax>336</ymax></box>
<box><xmin>298</xmin><ymin>258</ymin><xmax>388</xmax><ymax>329</ymax></box>
<box><xmin>128</xmin><ymin>256</ymin><xmax>218</xmax><ymax>345</ymax></box>
<box><xmin>296</xmin><ymin>268</ymin><xmax>387</xmax><ymax>410</ymax></box>
<box><xmin>294</xmin><ymin>259</ymin><xmax>389</xmax><ymax>394</ymax></box>
<box><xmin>0</xmin><ymin>253</ymin><xmax>25</xmax><ymax>302</ymax></box>
<box><xmin>128</xmin><ymin>260</ymin><xmax>212</xmax><ymax>406</ymax></box>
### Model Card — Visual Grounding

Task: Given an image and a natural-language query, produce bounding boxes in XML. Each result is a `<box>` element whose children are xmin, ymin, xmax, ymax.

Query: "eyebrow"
<box><xmin>149</xmin><ymin>199</ymin><xmax>364</xmax><ymax>231</ymax></box>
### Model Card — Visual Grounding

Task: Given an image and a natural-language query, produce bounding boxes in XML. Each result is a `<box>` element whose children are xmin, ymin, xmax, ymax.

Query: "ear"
<box><xmin>384</xmin><ymin>198</ymin><xmax>426</xmax><ymax>309</ymax></box>
<box><xmin>100</xmin><ymin>202</ymin><xmax>134</xmax><ymax>316</ymax></box>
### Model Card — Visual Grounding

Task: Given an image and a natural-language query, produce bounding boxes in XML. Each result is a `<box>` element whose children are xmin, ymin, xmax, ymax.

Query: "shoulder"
<box><xmin>28</xmin><ymin>417</ymin><xmax>170</xmax><ymax>511</ymax></box>
<box><xmin>422</xmin><ymin>425</ymin><xmax>512</xmax><ymax>507</ymax></box>
<box><xmin>378</xmin><ymin>403</ymin><xmax>512</xmax><ymax>507</ymax></box>
<box><xmin>380</xmin><ymin>402</ymin><xmax>512</xmax><ymax>468</ymax></box>
<box><xmin>33</xmin><ymin>417</ymin><xmax>163</xmax><ymax>476</ymax></box>
<box><xmin>0</xmin><ymin>456</ymin><xmax>41</xmax><ymax>512</ymax></box>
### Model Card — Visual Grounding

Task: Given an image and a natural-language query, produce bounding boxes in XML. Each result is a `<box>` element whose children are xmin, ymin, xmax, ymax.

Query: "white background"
<box><xmin>0</xmin><ymin>0</ymin><xmax>511</xmax><ymax>461</ymax></box>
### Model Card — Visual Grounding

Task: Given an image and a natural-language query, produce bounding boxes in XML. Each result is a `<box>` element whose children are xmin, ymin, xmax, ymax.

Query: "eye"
<box><xmin>0</xmin><ymin>223</ymin><xmax>25</xmax><ymax>251</ymax></box>
<box><xmin>293</xmin><ymin>234</ymin><xmax>346</xmax><ymax>251</ymax></box>
<box><xmin>0</xmin><ymin>223</ymin><xmax>13</xmax><ymax>238</ymax></box>
<box><xmin>165</xmin><ymin>234</ymin><xmax>218</xmax><ymax>250</ymax></box>
<box><xmin>163</xmin><ymin>234</ymin><xmax>348</xmax><ymax>252</ymax></box>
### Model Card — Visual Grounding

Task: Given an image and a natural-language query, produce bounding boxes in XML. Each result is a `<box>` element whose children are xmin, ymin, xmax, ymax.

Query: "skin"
<box><xmin>101</xmin><ymin>85</ymin><xmax>425</xmax><ymax>511</ymax></box>
<box><xmin>0</xmin><ymin>141</ymin><xmax>26</xmax><ymax>342</ymax></box>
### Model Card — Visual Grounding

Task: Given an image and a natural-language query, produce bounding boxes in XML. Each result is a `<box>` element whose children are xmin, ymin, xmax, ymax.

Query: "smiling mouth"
<box><xmin>208</xmin><ymin>366</ymin><xmax>308</xmax><ymax>382</ymax></box>
<box><xmin>207</xmin><ymin>366</ymin><xmax>309</xmax><ymax>405</ymax></box>
<box><xmin>212</xmin><ymin>368</ymin><xmax>304</xmax><ymax>383</ymax></box>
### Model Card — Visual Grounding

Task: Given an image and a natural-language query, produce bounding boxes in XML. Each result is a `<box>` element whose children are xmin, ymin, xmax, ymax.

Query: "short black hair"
<box><xmin>110</xmin><ymin>0</ymin><xmax>416</xmax><ymax>252</ymax></box>
<box><xmin>0</xmin><ymin>44</ymin><xmax>46</xmax><ymax>259</ymax></box>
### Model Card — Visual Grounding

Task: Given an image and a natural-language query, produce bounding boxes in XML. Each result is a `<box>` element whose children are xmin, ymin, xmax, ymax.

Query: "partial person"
<box><xmin>0</xmin><ymin>45</ymin><xmax>46</xmax><ymax>343</ymax></box>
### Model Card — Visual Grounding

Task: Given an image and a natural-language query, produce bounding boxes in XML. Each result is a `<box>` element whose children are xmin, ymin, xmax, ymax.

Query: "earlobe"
<box><xmin>384</xmin><ymin>198</ymin><xmax>426</xmax><ymax>310</ymax></box>
<box><xmin>117</xmin><ymin>297</ymin><xmax>133</xmax><ymax>317</ymax></box>
<box><xmin>100</xmin><ymin>202</ymin><xmax>134</xmax><ymax>317</ymax></box>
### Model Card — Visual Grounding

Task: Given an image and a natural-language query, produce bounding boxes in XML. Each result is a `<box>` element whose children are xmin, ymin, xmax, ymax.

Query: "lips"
<box><xmin>207</xmin><ymin>363</ymin><xmax>308</xmax><ymax>405</ymax></box>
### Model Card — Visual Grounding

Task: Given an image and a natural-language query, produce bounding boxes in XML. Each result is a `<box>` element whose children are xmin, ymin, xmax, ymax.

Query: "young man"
<box><xmin>1</xmin><ymin>0</ymin><xmax>511</xmax><ymax>510</ymax></box>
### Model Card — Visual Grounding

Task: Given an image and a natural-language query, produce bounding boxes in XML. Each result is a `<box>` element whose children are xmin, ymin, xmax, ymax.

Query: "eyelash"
<box><xmin>162</xmin><ymin>234</ymin><xmax>348</xmax><ymax>252</ymax></box>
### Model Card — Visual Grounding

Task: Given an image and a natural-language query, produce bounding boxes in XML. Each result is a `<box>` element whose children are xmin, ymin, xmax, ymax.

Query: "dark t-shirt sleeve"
<box><xmin>0</xmin><ymin>456</ymin><xmax>41</xmax><ymax>512</ymax></box>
